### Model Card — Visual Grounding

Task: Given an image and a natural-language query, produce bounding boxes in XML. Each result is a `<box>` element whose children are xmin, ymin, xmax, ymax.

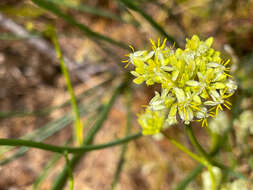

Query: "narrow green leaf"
<box><xmin>0</xmin><ymin>132</ymin><xmax>142</xmax><ymax>154</ymax></box>
<box><xmin>33</xmin><ymin>153</ymin><xmax>62</xmax><ymax>190</ymax></box>
<box><xmin>119</xmin><ymin>0</ymin><xmax>178</xmax><ymax>45</ymax></box>
<box><xmin>0</xmin><ymin>102</ymin><xmax>102</xmax><ymax>165</ymax></box>
<box><xmin>50</xmin><ymin>27</ymin><xmax>83</xmax><ymax>145</ymax></box>
<box><xmin>110</xmin><ymin>88</ymin><xmax>132</xmax><ymax>190</ymax></box>
<box><xmin>173</xmin><ymin>165</ymin><xmax>203</xmax><ymax>190</ymax></box>
<box><xmin>64</xmin><ymin>151</ymin><xmax>74</xmax><ymax>190</ymax></box>
<box><xmin>51</xmin><ymin>81</ymin><xmax>127</xmax><ymax>190</ymax></box>
<box><xmin>0</xmin><ymin>33</ymin><xmax>39</xmax><ymax>40</ymax></box>
<box><xmin>47</xmin><ymin>0</ymin><xmax>123</xmax><ymax>21</ymax></box>
<box><xmin>31</xmin><ymin>0</ymin><xmax>128</xmax><ymax>49</ymax></box>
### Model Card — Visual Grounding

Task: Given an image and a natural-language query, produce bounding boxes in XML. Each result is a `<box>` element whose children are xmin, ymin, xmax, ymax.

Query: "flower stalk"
<box><xmin>162</xmin><ymin>130</ymin><xmax>216</xmax><ymax>190</ymax></box>
<box><xmin>185</xmin><ymin>124</ymin><xmax>216</xmax><ymax>190</ymax></box>
<box><xmin>161</xmin><ymin>131</ymin><xmax>207</xmax><ymax>166</ymax></box>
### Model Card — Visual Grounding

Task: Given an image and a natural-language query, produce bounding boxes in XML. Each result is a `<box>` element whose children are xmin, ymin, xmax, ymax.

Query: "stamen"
<box><xmin>149</xmin><ymin>38</ymin><xmax>156</xmax><ymax>49</ymax></box>
<box><xmin>184</xmin><ymin>107</ymin><xmax>188</xmax><ymax>121</ymax></box>
<box><xmin>124</xmin><ymin>62</ymin><xmax>131</xmax><ymax>68</ymax></box>
<box><xmin>161</xmin><ymin>38</ymin><xmax>167</xmax><ymax>49</ymax></box>
<box><xmin>223</xmin><ymin>88</ymin><xmax>228</xmax><ymax>95</ymax></box>
<box><xmin>223</xmin><ymin>103</ymin><xmax>231</xmax><ymax>110</ymax></box>
<box><xmin>224</xmin><ymin>73</ymin><xmax>232</xmax><ymax>78</ymax></box>
<box><xmin>225</xmin><ymin>100</ymin><xmax>232</xmax><ymax>105</ymax></box>
<box><xmin>218</xmin><ymin>104</ymin><xmax>223</xmax><ymax>111</ymax></box>
<box><xmin>209</xmin><ymin>106</ymin><xmax>216</xmax><ymax>112</ymax></box>
<box><xmin>224</xmin><ymin>59</ymin><xmax>230</xmax><ymax>66</ymax></box>
<box><xmin>216</xmin><ymin>106</ymin><xmax>219</xmax><ymax>115</ymax></box>
<box><xmin>202</xmin><ymin>119</ymin><xmax>208</xmax><ymax>127</ymax></box>
<box><xmin>172</xmin><ymin>42</ymin><xmax>176</xmax><ymax>48</ymax></box>
<box><xmin>216</xmin><ymin>104</ymin><xmax>223</xmax><ymax>115</ymax></box>
<box><xmin>190</xmin><ymin>105</ymin><xmax>200</xmax><ymax>111</ymax></box>
<box><xmin>223</xmin><ymin>93</ymin><xmax>233</xmax><ymax>98</ymax></box>
<box><xmin>129</xmin><ymin>45</ymin><xmax>134</xmax><ymax>52</ymax></box>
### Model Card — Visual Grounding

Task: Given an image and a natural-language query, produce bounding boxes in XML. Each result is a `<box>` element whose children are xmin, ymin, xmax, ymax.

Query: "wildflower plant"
<box><xmin>124</xmin><ymin>35</ymin><xmax>237</xmax><ymax>135</ymax></box>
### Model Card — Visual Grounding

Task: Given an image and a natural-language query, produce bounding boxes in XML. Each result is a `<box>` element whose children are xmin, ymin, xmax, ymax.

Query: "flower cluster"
<box><xmin>124</xmin><ymin>35</ymin><xmax>237</xmax><ymax>135</ymax></box>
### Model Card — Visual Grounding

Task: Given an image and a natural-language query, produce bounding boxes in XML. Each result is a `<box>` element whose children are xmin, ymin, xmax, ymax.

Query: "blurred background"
<box><xmin>0</xmin><ymin>0</ymin><xmax>253</xmax><ymax>189</ymax></box>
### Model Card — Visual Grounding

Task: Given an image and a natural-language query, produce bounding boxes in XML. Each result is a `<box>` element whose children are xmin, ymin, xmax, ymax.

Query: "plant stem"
<box><xmin>50</xmin><ymin>28</ymin><xmax>83</xmax><ymax>145</ymax></box>
<box><xmin>185</xmin><ymin>124</ymin><xmax>216</xmax><ymax>190</ymax></box>
<box><xmin>185</xmin><ymin>125</ymin><xmax>212</xmax><ymax>162</ymax></box>
<box><xmin>161</xmin><ymin>131</ymin><xmax>216</xmax><ymax>190</ymax></box>
<box><xmin>64</xmin><ymin>151</ymin><xmax>74</xmax><ymax>190</ymax></box>
<box><xmin>174</xmin><ymin>92</ymin><xmax>246</xmax><ymax>190</ymax></box>
<box><xmin>161</xmin><ymin>132</ymin><xmax>207</xmax><ymax>166</ymax></box>
<box><xmin>0</xmin><ymin>132</ymin><xmax>142</xmax><ymax>154</ymax></box>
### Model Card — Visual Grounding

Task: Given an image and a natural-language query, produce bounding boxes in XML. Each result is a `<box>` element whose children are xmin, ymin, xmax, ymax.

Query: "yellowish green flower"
<box><xmin>124</xmin><ymin>35</ymin><xmax>237</xmax><ymax>135</ymax></box>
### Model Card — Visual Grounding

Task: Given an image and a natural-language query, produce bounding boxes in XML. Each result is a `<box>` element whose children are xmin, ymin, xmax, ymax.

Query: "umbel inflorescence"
<box><xmin>123</xmin><ymin>35</ymin><xmax>237</xmax><ymax>135</ymax></box>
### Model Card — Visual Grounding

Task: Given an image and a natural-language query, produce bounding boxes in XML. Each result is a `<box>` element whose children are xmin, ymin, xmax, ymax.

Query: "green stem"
<box><xmin>0</xmin><ymin>132</ymin><xmax>142</xmax><ymax>154</ymax></box>
<box><xmin>185</xmin><ymin>124</ymin><xmax>216</xmax><ymax>190</ymax></box>
<box><xmin>174</xmin><ymin>92</ymin><xmax>246</xmax><ymax>190</ymax></box>
<box><xmin>161</xmin><ymin>132</ymin><xmax>208</xmax><ymax>166</ymax></box>
<box><xmin>173</xmin><ymin>165</ymin><xmax>203</xmax><ymax>190</ymax></box>
<box><xmin>162</xmin><ymin>131</ymin><xmax>216</xmax><ymax>190</ymax></box>
<box><xmin>50</xmin><ymin>28</ymin><xmax>83</xmax><ymax>145</ymax></box>
<box><xmin>185</xmin><ymin>125</ymin><xmax>213</xmax><ymax>163</ymax></box>
<box><xmin>64</xmin><ymin>151</ymin><xmax>74</xmax><ymax>190</ymax></box>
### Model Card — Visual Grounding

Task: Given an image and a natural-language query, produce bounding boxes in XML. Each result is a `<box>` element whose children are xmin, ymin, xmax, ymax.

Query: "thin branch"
<box><xmin>0</xmin><ymin>132</ymin><xmax>142</xmax><ymax>154</ymax></box>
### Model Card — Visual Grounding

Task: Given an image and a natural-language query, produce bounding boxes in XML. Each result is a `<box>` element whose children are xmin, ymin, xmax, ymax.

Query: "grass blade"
<box><xmin>64</xmin><ymin>151</ymin><xmax>74</xmax><ymax>190</ymax></box>
<box><xmin>119</xmin><ymin>0</ymin><xmax>178</xmax><ymax>45</ymax></box>
<box><xmin>33</xmin><ymin>153</ymin><xmax>62</xmax><ymax>190</ymax></box>
<box><xmin>110</xmin><ymin>88</ymin><xmax>132</xmax><ymax>190</ymax></box>
<box><xmin>0</xmin><ymin>33</ymin><xmax>39</xmax><ymax>40</ymax></box>
<box><xmin>31</xmin><ymin>0</ymin><xmax>128</xmax><ymax>49</ymax></box>
<box><xmin>0</xmin><ymin>101</ymin><xmax>102</xmax><ymax>164</ymax></box>
<box><xmin>51</xmin><ymin>81</ymin><xmax>127</xmax><ymax>190</ymax></box>
<box><xmin>0</xmin><ymin>79</ymin><xmax>109</xmax><ymax>155</ymax></box>
<box><xmin>173</xmin><ymin>165</ymin><xmax>203</xmax><ymax>190</ymax></box>
<box><xmin>47</xmin><ymin>0</ymin><xmax>123</xmax><ymax>21</ymax></box>
<box><xmin>50</xmin><ymin>28</ymin><xmax>83</xmax><ymax>145</ymax></box>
